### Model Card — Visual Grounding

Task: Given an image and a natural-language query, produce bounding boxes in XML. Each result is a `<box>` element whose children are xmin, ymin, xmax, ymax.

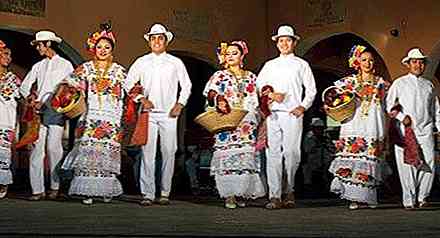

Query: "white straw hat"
<box><xmin>30</xmin><ymin>30</ymin><xmax>62</xmax><ymax>45</ymax></box>
<box><xmin>401</xmin><ymin>48</ymin><xmax>427</xmax><ymax>64</ymax></box>
<box><xmin>271</xmin><ymin>25</ymin><xmax>300</xmax><ymax>41</ymax></box>
<box><xmin>144</xmin><ymin>23</ymin><xmax>174</xmax><ymax>43</ymax></box>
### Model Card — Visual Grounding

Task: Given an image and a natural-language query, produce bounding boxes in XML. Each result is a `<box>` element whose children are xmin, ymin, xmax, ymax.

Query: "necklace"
<box><xmin>228</xmin><ymin>67</ymin><xmax>246</xmax><ymax>79</ymax></box>
<box><xmin>92</xmin><ymin>60</ymin><xmax>112</xmax><ymax>108</ymax></box>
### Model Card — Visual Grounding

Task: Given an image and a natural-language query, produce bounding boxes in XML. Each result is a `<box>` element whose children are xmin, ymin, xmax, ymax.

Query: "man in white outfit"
<box><xmin>20</xmin><ymin>31</ymin><xmax>74</xmax><ymax>201</ymax></box>
<box><xmin>257</xmin><ymin>25</ymin><xmax>317</xmax><ymax>209</ymax></box>
<box><xmin>386</xmin><ymin>48</ymin><xmax>440</xmax><ymax>209</ymax></box>
<box><xmin>126</xmin><ymin>23</ymin><xmax>192</xmax><ymax>206</ymax></box>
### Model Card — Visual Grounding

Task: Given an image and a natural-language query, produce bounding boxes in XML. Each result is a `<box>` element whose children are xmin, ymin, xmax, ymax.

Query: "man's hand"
<box><xmin>290</xmin><ymin>106</ymin><xmax>305</xmax><ymax>118</ymax></box>
<box><xmin>169</xmin><ymin>103</ymin><xmax>184</xmax><ymax>118</ymax></box>
<box><xmin>403</xmin><ymin>115</ymin><xmax>412</xmax><ymax>127</ymax></box>
<box><xmin>140</xmin><ymin>97</ymin><xmax>154</xmax><ymax>111</ymax></box>
<box><xmin>270</xmin><ymin>92</ymin><xmax>285</xmax><ymax>103</ymax></box>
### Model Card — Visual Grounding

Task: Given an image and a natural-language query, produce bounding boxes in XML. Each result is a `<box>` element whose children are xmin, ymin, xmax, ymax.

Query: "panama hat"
<box><xmin>271</xmin><ymin>25</ymin><xmax>300</xmax><ymax>41</ymax></box>
<box><xmin>144</xmin><ymin>23</ymin><xmax>173</xmax><ymax>43</ymax></box>
<box><xmin>31</xmin><ymin>30</ymin><xmax>62</xmax><ymax>45</ymax></box>
<box><xmin>401</xmin><ymin>48</ymin><xmax>427</xmax><ymax>64</ymax></box>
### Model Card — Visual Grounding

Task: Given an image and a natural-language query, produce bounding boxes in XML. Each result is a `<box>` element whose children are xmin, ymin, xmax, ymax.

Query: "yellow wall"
<box><xmin>0</xmin><ymin>0</ymin><xmax>267</xmax><ymax>71</ymax></box>
<box><xmin>2</xmin><ymin>0</ymin><xmax>440</xmax><ymax>80</ymax></box>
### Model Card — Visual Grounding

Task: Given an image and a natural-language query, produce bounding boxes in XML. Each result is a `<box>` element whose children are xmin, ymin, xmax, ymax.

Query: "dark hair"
<box><xmin>148</xmin><ymin>33</ymin><xmax>168</xmax><ymax>42</ymax></box>
<box><xmin>228</xmin><ymin>42</ymin><xmax>244</xmax><ymax>55</ymax></box>
<box><xmin>39</xmin><ymin>40</ymin><xmax>59</xmax><ymax>49</ymax></box>
<box><xmin>95</xmin><ymin>37</ymin><xmax>115</xmax><ymax>50</ymax></box>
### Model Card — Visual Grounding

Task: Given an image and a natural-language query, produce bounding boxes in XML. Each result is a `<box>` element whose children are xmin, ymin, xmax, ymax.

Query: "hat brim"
<box><xmin>271</xmin><ymin>34</ymin><xmax>300</xmax><ymax>41</ymax></box>
<box><xmin>144</xmin><ymin>32</ymin><xmax>174</xmax><ymax>44</ymax></box>
<box><xmin>30</xmin><ymin>36</ymin><xmax>62</xmax><ymax>46</ymax></box>
<box><xmin>401</xmin><ymin>56</ymin><xmax>428</xmax><ymax>64</ymax></box>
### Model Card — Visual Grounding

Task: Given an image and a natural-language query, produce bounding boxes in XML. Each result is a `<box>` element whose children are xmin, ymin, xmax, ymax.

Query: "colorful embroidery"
<box><xmin>338</xmin><ymin>76</ymin><xmax>386</xmax><ymax>117</ymax></box>
<box><xmin>0</xmin><ymin>72</ymin><xmax>20</xmax><ymax>102</ymax></box>
<box><xmin>334</xmin><ymin>136</ymin><xmax>383</xmax><ymax>157</ymax></box>
<box><xmin>82</xmin><ymin>119</ymin><xmax>122</xmax><ymax>142</ymax></box>
<box><xmin>0</xmin><ymin>128</ymin><xmax>14</xmax><ymax>145</ymax></box>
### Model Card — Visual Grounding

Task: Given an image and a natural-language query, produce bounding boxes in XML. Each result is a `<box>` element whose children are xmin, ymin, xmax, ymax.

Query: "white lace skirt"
<box><xmin>68</xmin><ymin>175</ymin><xmax>123</xmax><ymax>197</ymax></box>
<box><xmin>215</xmin><ymin>173</ymin><xmax>266</xmax><ymax>199</ymax></box>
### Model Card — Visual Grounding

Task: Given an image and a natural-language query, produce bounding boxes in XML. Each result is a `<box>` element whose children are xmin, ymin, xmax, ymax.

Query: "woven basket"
<box><xmin>322</xmin><ymin>86</ymin><xmax>356</xmax><ymax>122</ymax></box>
<box><xmin>56</xmin><ymin>93</ymin><xmax>86</xmax><ymax>119</ymax></box>
<box><xmin>194</xmin><ymin>108</ymin><xmax>248</xmax><ymax>134</ymax></box>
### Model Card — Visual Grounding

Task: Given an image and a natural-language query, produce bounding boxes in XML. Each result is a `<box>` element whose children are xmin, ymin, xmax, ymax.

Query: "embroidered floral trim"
<box><xmin>0</xmin><ymin>72</ymin><xmax>19</xmax><ymax>102</ymax></box>
<box><xmin>338</xmin><ymin>76</ymin><xmax>386</xmax><ymax>117</ymax></box>
<box><xmin>335</xmin><ymin>136</ymin><xmax>383</xmax><ymax>157</ymax></box>
<box><xmin>335</xmin><ymin>167</ymin><xmax>378</xmax><ymax>188</ymax></box>
<box><xmin>0</xmin><ymin>128</ymin><xmax>14</xmax><ymax>145</ymax></box>
<box><xmin>77</xmin><ymin>119</ymin><xmax>122</xmax><ymax>142</ymax></box>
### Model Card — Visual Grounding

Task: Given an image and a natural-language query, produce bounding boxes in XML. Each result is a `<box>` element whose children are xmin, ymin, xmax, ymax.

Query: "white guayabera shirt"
<box><xmin>126</xmin><ymin>52</ymin><xmax>192</xmax><ymax>113</ymax></box>
<box><xmin>256</xmin><ymin>53</ymin><xmax>316</xmax><ymax>112</ymax></box>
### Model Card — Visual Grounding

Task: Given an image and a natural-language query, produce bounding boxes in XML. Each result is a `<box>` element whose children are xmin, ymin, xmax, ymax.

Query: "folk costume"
<box><xmin>386</xmin><ymin>48</ymin><xmax>440</xmax><ymax>208</ymax></box>
<box><xmin>20</xmin><ymin>31</ymin><xmax>74</xmax><ymax>198</ymax></box>
<box><xmin>203</xmin><ymin>41</ymin><xmax>265</xmax><ymax>205</ymax></box>
<box><xmin>256</xmin><ymin>25</ymin><xmax>317</xmax><ymax>207</ymax></box>
<box><xmin>328</xmin><ymin>45</ymin><xmax>387</xmax><ymax>207</ymax></box>
<box><xmin>62</xmin><ymin>24</ymin><xmax>126</xmax><ymax>201</ymax></box>
<box><xmin>126</xmin><ymin>23</ymin><xmax>192</xmax><ymax>204</ymax></box>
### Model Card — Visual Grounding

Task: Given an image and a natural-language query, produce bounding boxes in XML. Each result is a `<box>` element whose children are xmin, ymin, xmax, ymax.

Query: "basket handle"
<box><xmin>321</xmin><ymin>86</ymin><xmax>344</xmax><ymax>102</ymax></box>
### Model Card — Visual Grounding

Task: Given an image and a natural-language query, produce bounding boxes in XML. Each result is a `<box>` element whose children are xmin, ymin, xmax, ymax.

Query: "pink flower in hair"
<box><xmin>231</xmin><ymin>40</ymin><xmax>249</xmax><ymax>56</ymax></box>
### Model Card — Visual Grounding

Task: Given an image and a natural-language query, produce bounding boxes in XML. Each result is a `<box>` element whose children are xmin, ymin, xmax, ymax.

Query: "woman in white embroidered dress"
<box><xmin>62</xmin><ymin>23</ymin><xmax>127</xmax><ymax>205</ymax></box>
<box><xmin>0</xmin><ymin>41</ymin><xmax>20</xmax><ymax>199</ymax></box>
<box><xmin>327</xmin><ymin>45</ymin><xmax>388</xmax><ymax>209</ymax></box>
<box><xmin>203</xmin><ymin>41</ymin><xmax>265</xmax><ymax>209</ymax></box>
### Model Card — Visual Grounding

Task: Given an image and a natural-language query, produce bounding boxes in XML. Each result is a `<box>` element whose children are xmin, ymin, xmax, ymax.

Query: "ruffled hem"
<box><xmin>0</xmin><ymin>169</ymin><xmax>12</xmax><ymax>185</ymax></box>
<box><xmin>62</xmin><ymin>143</ymin><xmax>121</xmax><ymax>175</ymax></box>
<box><xmin>214</xmin><ymin>173</ymin><xmax>266</xmax><ymax>199</ymax></box>
<box><xmin>329</xmin><ymin>156</ymin><xmax>383</xmax><ymax>185</ymax></box>
<box><xmin>330</xmin><ymin>177</ymin><xmax>377</xmax><ymax>204</ymax></box>
<box><xmin>68</xmin><ymin>175</ymin><xmax>123</xmax><ymax>197</ymax></box>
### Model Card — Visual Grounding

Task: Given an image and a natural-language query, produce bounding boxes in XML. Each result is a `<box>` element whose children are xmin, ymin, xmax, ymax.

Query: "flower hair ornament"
<box><xmin>216</xmin><ymin>42</ymin><xmax>228</xmax><ymax>68</ymax></box>
<box><xmin>348</xmin><ymin>45</ymin><xmax>367</xmax><ymax>70</ymax></box>
<box><xmin>216</xmin><ymin>40</ymin><xmax>249</xmax><ymax>69</ymax></box>
<box><xmin>230</xmin><ymin>40</ymin><xmax>249</xmax><ymax>57</ymax></box>
<box><xmin>86</xmin><ymin>21</ymin><xmax>116</xmax><ymax>53</ymax></box>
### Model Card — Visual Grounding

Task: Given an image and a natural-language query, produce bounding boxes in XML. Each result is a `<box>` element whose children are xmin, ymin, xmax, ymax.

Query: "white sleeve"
<box><xmin>300</xmin><ymin>63</ymin><xmax>317</xmax><ymax>110</ymax></box>
<box><xmin>176</xmin><ymin>60</ymin><xmax>192</xmax><ymax>106</ymax></box>
<box><xmin>256</xmin><ymin>63</ymin><xmax>270</xmax><ymax>93</ymax></box>
<box><xmin>386</xmin><ymin>79</ymin><xmax>406</xmax><ymax>122</ymax></box>
<box><xmin>126</xmin><ymin>59</ymin><xmax>142</xmax><ymax>93</ymax></box>
<box><xmin>19</xmin><ymin>65</ymin><xmax>38</xmax><ymax>98</ymax></box>
<box><xmin>433</xmin><ymin>92</ymin><xmax>440</xmax><ymax>131</ymax></box>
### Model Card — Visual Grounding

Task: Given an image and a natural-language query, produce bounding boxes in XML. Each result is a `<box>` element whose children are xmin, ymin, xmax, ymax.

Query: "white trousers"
<box><xmin>266</xmin><ymin>112</ymin><xmax>303</xmax><ymax>199</ymax></box>
<box><xmin>394</xmin><ymin>135</ymin><xmax>435</xmax><ymax>207</ymax></box>
<box><xmin>140</xmin><ymin>113</ymin><xmax>177</xmax><ymax>200</ymax></box>
<box><xmin>29</xmin><ymin>124</ymin><xmax>64</xmax><ymax>194</ymax></box>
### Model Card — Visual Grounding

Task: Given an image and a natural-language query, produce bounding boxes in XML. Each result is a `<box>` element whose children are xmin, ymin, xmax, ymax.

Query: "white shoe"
<box><xmin>348</xmin><ymin>202</ymin><xmax>359</xmax><ymax>210</ymax></box>
<box><xmin>82</xmin><ymin>198</ymin><xmax>93</xmax><ymax>205</ymax></box>
<box><xmin>103</xmin><ymin>196</ymin><xmax>112</xmax><ymax>203</ymax></box>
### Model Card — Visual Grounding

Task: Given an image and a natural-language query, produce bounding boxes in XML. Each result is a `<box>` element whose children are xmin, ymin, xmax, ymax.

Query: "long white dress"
<box><xmin>328</xmin><ymin>75</ymin><xmax>386</xmax><ymax>205</ymax></box>
<box><xmin>0</xmin><ymin>72</ymin><xmax>20</xmax><ymax>185</ymax></box>
<box><xmin>203</xmin><ymin>69</ymin><xmax>265</xmax><ymax>198</ymax></box>
<box><xmin>62</xmin><ymin>61</ymin><xmax>126</xmax><ymax>197</ymax></box>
